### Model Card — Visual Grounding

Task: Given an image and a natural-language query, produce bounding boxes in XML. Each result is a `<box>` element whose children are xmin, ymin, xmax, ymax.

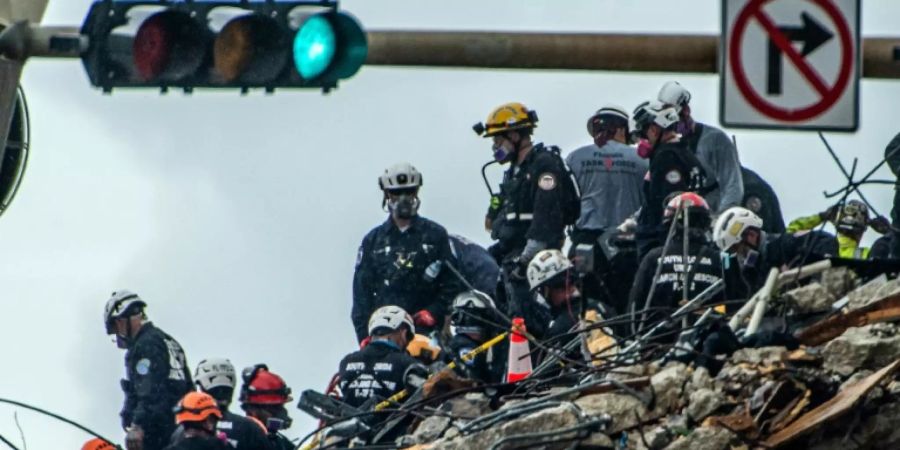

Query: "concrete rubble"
<box><xmin>337</xmin><ymin>267</ymin><xmax>900</xmax><ymax>450</ymax></box>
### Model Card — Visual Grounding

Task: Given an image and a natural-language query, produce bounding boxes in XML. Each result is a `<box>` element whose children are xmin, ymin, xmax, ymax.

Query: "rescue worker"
<box><xmin>567</xmin><ymin>105</ymin><xmax>646</xmax><ymax>315</ymax></box>
<box><xmin>629</xmin><ymin>193</ymin><xmax>725</xmax><ymax>336</ymax></box>
<box><xmin>337</xmin><ymin>306</ymin><xmax>428</xmax><ymax>443</ymax></box>
<box><xmin>104</xmin><ymin>290</ymin><xmax>192</xmax><ymax>450</ymax></box>
<box><xmin>658</xmin><ymin>81</ymin><xmax>744</xmax><ymax>212</ymax></box>
<box><xmin>185</xmin><ymin>358</ymin><xmax>271</xmax><ymax>450</ymax></box>
<box><xmin>884</xmin><ymin>132</ymin><xmax>900</xmax><ymax>258</ymax></box>
<box><xmin>448</xmin><ymin>234</ymin><xmax>500</xmax><ymax>296</ymax></box>
<box><xmin>473</xmin><ymin>102</ymin><xmax>576</xmax><ymax>340</ymax></box>
<box><xmin>568</xmin><ymin>105</ymin><xmax>647</xmax><ymax>235</ymax></box>
<box><xmin>526</xmin><ymin>249</ymin><xmax>601</xmax><ymax>338</ymax></box>
<box><xmin>238</xmin><ymin>365</ymin><xmax>295</xmax><ymax>450</ymax></box>
<box><xmin>163</xmin><ymin>392</ymin><xmax>229</xmax><ymax>450</ymax></box>
<box><xmin>447</xmin><ymin>290</ymin><xmax>506</xmax><ymax>383</ymax></box>
<box><xmin>352</xmin><ymin>163</ymin><xmax>459</xmax><ymax>343</ymax></box>
<box><xmin>741</xmin><ymin>166</ymin><xmax>786</xmax><ymax>234</ymax></box>
<box><xmin>786</xmin><ymin>200</ymin><xmax>889</xmax><ymax>259</ymax></box>
<box><xmin>632</xmin><ymin>101</ymin><xmax>707</xmax><ymax>259</ymax></box>
<box><xmin>82</xmin><ymin>438</ymin><xmax>115</xmax><ymax>450</ymax></box>
<box><xmin>338</xmin><ymin>306</ymin><xmax>427</xmax><ymax>409</ymax></box>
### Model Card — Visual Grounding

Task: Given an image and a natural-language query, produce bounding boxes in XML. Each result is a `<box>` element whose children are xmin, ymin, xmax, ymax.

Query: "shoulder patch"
<box><xmin>664</xmin><ymin>170</ymin><xmax>682</xmax><ymax>184</ymax></box>
<box><xmin>538</xmin><ymin>173</ymin><xmax>557</xmax><ymax>191</ymax></box>
<box><xmin>135</xmin><ymin>358</ymin><xmax>151</xmax><ymax>376</ymax></box>
<box><xmin>355</xmin><ymin>247</ymin><xmax>364</xmax><ymax>267</ymax></box>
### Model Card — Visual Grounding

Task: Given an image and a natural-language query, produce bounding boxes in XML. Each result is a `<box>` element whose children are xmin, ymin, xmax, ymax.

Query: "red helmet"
<box><xmin>239</xmin><ymin>364</ymin><xmax>293</xmax><ymax>405</ymax></box>
<box><xmin>664</xmin><ymin>192</ymin><xmax>710</xmax><ymax>227</ymax></box>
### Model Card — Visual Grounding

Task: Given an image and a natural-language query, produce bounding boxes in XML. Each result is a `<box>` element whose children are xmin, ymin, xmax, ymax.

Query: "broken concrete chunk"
<box><xmin>686</xmin><ymin>389</ymin><xmax>722</xmax><ymax>422</ymax></box>
<box><xmin>650</xmin><ymin>362</ymin><xmax>690</xmax><ymax>414</ymax></box>
<box><xmin>729</xmin><ymin>346</ymin><xmax>788</xmax><ymax>365</ymax></box>
<box><xmin>661</xmin><ymin>425</ymin><xmax>737</xmax><ymax>450</ymax></box>
<box><xmin>846</xmin><ymin>274</ymin><xmax>888</xmax><ymax>310</ymax></box>
<box><xmin>579</xmin><ymin>431</ymin><xmax>615</xmax><ymax>449</ymax></box>
<box><xmin>577</xmin><ymin>392</ymin><xmax>649</xmax><ymax>434</ymax></box>
<box><xmin>431</xmin><ymin>403</ymin><xmax>581</xmax><ymax>450</ymax></box>
<box><xmin>783</xmin><ymin>282</ymin><xmax>836</xmax><ymax>313</ymax></box>
<box><xmin>410</xmin><ymin>415</ymin><xmax>451</xmax><ymax>443</ymax></box>
<box><xmin>820</xmin><ymin>267</ymin><xmax>859</xmax><ymax>299</ymax></box>
<box><xmin>822</xmin><ymin>323</ymin><xmax>900</xmax><ymax>376</ymax></box>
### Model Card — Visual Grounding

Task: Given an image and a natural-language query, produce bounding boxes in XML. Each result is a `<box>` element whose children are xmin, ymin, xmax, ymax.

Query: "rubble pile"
<box><xmin>399</xmin><ymin>267</ymin><xmax>900</xmax><ymax>450</ymax></box>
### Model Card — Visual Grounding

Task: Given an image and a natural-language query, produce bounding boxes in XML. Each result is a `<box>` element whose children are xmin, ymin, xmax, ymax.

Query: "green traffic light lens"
<box><xmin>293</xmin><ymin>15</ymin><xmax>337</xmax><ymax>80</ymax></box>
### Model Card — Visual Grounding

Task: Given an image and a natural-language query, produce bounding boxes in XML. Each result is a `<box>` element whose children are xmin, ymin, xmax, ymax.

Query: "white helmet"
<box><xmin>195</xmin><ymin>358</ymin><xmax>236</xmax><ymax>391</ymax></box>
<box><xmin>632</xmin><ymin>100</ymin><xmax>680</xmax><ymax>135</ymax></box>
<box><xmin>104</xmin><ymin>290</ymin><xmax>146</xmax><ymax>334</ymax></box>
<box><xmin>713</xmin><ymin>207</ymin><xmax>764</xmax><ymax>252</ymax></box>
<box><xmin>527</xmin><ymin>249</ymin><xmax>574</xmax><ymax>291</ymax></box>
<box><xmin>586</xmin><ymin>104</ymin><xmax>630</xmax><ymax>136</ymax></box>
<box><xmin>378</xmin><ymin>163</ymin><xmax>422</xmax><ymax>192</ymax></box>
<box><xmin>658</xmin><ymin>81</ymin><xmax>692</xmax><ymax>109</ymax></box>
<box><xmin>368</xmin><ymin>305</ymin><xmax>415</xmax><ymax>339</ymax></box>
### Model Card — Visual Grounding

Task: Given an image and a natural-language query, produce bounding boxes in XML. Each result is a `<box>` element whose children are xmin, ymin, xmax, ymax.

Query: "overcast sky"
<box><xmin>1</xmin><ymin>0</ymin><xmax>898</xmax><ymax>447</ymax></box>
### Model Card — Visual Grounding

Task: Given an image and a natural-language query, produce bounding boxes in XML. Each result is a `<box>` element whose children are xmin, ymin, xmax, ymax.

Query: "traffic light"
<box><xmin>80</xmin><ymin>1</ymin><xmax>367</xmax><ymax>93</ymax></box>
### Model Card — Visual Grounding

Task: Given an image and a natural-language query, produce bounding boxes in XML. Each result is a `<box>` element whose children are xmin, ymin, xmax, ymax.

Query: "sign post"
<box><xmin>721</xmin><ymin>0</ymin><xmax>860</xmax><ymax>131</ymax></box>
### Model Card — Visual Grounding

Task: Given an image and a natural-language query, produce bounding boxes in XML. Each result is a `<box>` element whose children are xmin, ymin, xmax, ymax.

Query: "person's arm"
<box><xmin>786</xmin><ymin>214</ymin><xmax>825</xmax><ymax>234</ymax></box>
<box><xmin>129</xmin><ymin>338</ymin><xmax>174</xmax><ymax>431</ymax></box>
<box><xmin>424</xmin><ymin>227</ymin><xmax>460</xmax><ymax>324</ymax></box>
<box><xmin>524</xmin><ymin>157</ymin><xmax>565</xmax><ymax>253</ymax></box>
<box><xmin>351</xmin><ymin>233</ymin><xmax>375</xmax><ymax>343</ymax></box>
<box><xmin>708</xmin><ymin>130</ymin><xmax>744</xmax><ymax>211</ymax></box>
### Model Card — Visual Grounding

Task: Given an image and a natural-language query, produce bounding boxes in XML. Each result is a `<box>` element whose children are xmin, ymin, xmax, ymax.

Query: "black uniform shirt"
<box><xmin>639</xmin><ymin>140</ymin><xmax>707</xmax><ymax>233</ymax></box>
<box><xmin>629</xmin><ymin>235</ymin><xmax>725</xmax><ymax>320</ymax></box>
<box><xmin>493</xmin><ymin>143</ymin><xmax>567</xmax><ymax>253</ymax></box>
<box><xmin>337</xmin><ymin>341</ymin><xmax>419</xmax><ymax>409</ymax></box>
<box><xmin>121</xmin><ymin>322</ymin><xmax>192</xmax><ymax>433</ymax></box>
<box><xmin>352</xmin><ymin>215</ymin><xmax>459</xmax><ymax>341</ymax></box>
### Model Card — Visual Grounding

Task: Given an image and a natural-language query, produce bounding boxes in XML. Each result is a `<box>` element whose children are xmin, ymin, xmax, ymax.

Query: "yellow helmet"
<box><xmin>473</xmin><ymin>102</ymin><xmax>538</xmax><ymax>137</ymax></box>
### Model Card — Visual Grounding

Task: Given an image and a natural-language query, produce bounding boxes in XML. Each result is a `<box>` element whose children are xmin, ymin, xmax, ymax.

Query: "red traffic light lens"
<box><xmin>133</xmin><ymin>11</ymin><xmax>207</xmax><ymax>82</ymax></box>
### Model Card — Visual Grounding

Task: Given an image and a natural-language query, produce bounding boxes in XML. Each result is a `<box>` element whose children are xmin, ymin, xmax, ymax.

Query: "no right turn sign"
<box><xmin>721</xmin><ymin>0</ymin><xmax>860</xmax><ymax>131</ymax></box>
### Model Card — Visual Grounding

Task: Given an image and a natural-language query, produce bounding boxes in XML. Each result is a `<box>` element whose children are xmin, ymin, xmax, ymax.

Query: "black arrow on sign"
<box><xmin>767</xmin><ymin>11</ymin><xmax>833</xmax><ymax>95</ymax></box>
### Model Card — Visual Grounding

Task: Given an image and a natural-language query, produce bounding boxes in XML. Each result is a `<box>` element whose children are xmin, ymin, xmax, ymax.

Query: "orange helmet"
<box><xmin>82</xmin><ymin>438</ymin><xmax>115</xmax><ymax>450</ymax></box>
<box><xmin>239</xmin><ymin>364</ymin><xmax>293</xmax><ymax>405</ymax></box>
<box><xmin>174</xmin><ymin>392</ymin><xmax>222</xmax><ymax>425</ymax></box>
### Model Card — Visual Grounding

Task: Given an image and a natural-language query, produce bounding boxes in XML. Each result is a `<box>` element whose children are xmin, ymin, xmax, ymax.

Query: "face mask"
<box><xmin>492</xmin><ymin>144</ymin><xmax>512</xmax><ymax>162</ymax></box>
<box><xmin>636</xmin><ymin>139</ymin><xmax>654</xmax><ymax>159</ymax></box>
<box><xmin>389</xmin><ymin>194</ymin><xmax>419</xmax><ymax>219</ymax></box>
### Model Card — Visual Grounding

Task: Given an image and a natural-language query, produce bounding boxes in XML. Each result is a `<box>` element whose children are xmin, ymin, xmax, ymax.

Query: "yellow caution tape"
<box><xmin>374</xmin><ymin>331</ymin><xmax>509</xmax><ymax>411</ymax></box>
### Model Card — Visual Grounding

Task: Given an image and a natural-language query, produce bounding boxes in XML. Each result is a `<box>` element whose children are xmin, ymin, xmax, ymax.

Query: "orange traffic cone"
<box><xmin>506</xmin><ymin>317</ymin><xmax>533</xmax><ymax>383</ymax></box>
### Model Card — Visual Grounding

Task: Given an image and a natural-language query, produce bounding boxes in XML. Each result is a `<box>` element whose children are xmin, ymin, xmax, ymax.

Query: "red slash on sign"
<box><xmin>729</xmin><ymin>0</ymin><xmax>854</xmax><ymax>122</ymax></box>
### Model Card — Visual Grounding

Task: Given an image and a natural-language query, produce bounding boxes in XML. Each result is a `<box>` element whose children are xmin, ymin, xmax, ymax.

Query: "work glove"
<box><xmin>870</xmin><ymin>216</ymin><xmax>891</xmax><ymax>234</ymax></box>
<box><xmin>413</xmin><ymin>310</ymin><xmax>437</xmax><ymax>328</ymax></box>
<box><xmin>359</xmin><ymin>336</ymin><xmax>372</xmax><ymax>349</ymax></box>
<box><xmin>506</xmin><ymin>256</ymin><xmax>529</xmax><ymax>281</ymax></box>
<box><xmin>125</xmin><ymin>425</ymin><xmax>144</xmax><ymax>450</ymax></box>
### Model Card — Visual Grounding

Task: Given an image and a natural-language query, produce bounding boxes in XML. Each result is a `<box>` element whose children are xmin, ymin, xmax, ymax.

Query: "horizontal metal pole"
<box><xmin>5</xmin><ymin>27</ymin><xmax>899</xmax><ymax>79</ymax></box>
<box><xmin>367</xmin><ymin>31</ymin><xmax>900</xmax><ymax>79</ymax></box>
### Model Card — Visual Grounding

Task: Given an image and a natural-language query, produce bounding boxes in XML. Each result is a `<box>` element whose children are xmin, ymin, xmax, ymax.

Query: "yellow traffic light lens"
<box><xmin>293</xmin><ymin>15</ymin><xmax>336</xmax><ymax>80</ymax></box>
<box><xmin>133</xmin><ymin>11</ymin><xmax>206</xmax><ymax>82</ymax></box>
<box><xmin>214</xmin><ymin>15</ymin><xmax>289</xmax><ymax>84</ymax></box>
